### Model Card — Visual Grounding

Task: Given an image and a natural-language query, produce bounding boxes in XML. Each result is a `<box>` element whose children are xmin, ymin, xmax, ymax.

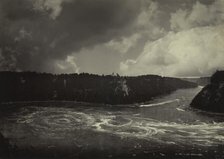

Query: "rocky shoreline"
<box><xmin>191</xmin><ymin>71</ymin><xmax>224</xmax><ymax>112</ymax></box>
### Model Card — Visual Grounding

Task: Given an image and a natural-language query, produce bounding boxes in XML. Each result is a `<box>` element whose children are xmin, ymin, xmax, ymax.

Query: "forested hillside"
<box><xmin>0</xmin><ymin>72</ymin><xmax>197</xmax><ymax>105</ymax></box>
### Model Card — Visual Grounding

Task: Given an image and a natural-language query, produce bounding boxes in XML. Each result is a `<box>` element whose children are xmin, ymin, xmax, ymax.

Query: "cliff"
<box><xmin>191</xmin><ymin>71</ymin><xmax>224</xmax><ymax>112</ymax></box>
<box><xmin>0</xmin><ymin>71</ymin><xmax>197</xmax><ymax>105</ymax></box>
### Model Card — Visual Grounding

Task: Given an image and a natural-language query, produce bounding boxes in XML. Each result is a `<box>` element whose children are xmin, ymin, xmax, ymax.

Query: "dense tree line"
<box><xmin>0</xmin><ymin>71</ymin><xmax>197</xmax><ymax>105</ymax></box>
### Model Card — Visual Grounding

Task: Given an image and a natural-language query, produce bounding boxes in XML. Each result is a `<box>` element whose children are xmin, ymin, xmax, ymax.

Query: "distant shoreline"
<box><xmin>0</xmin><ymin>87</ymin><xmax>200</xmax><ymax>110</ymax></box>
<box><xmin>0</xmin><ymin>71</ymin><xmax>197</xmax><ymax>105</ymax></box>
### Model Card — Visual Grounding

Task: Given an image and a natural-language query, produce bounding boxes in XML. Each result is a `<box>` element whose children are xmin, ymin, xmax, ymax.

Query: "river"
<box><xmin>1</xmin><ymin>87</ymin><xmax>224</xmax><ymax>158</ymax></box>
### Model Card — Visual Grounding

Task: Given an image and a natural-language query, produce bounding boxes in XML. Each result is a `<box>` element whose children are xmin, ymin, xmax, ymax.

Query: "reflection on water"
<box><xmin>1</xmin><ymin>87</ymin><xmax>224</xmax><ymax>157</ymax></box>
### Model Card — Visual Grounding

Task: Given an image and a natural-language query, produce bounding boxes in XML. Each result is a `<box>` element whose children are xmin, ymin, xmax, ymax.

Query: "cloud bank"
<box><xmin>120</xmin><ymin>0</ymin><xmax>224</xmax><ymax>77</ymax></box>
<box><xmin>0</xmin><ymin>0</ymin><xmax>223</xmax><ymax>77</ymax></box>
<box><xmin>120</xmin><ymin>25</ymin><xmax>224</xmax><ymax>77</ymax></box>
<box><xmin>0</xmin><ymin>0</ymin><xmax>141</xmax><ymax>73</ymax></box>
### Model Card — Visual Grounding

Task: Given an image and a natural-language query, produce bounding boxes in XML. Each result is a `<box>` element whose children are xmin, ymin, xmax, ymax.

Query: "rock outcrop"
<box><xmin>191</xmin><ymin>71</ymin><xmax>224</xmax><ymax>112</ymax></box>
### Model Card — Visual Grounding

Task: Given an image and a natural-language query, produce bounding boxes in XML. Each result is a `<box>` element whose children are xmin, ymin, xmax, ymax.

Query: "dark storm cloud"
<box><xmin>1</xmin><ymin>0</ymin><xmax>222</xmax><ymax>76</ymax></box>
<box><xmin>0</xmin><ymin>0</ymin><xmax>141</xmax><ymax>72</ymax></box>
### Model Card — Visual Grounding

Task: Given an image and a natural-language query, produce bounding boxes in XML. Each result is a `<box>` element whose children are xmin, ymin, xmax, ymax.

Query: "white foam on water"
<box><xmin>176</xmin><ymin>108</ymin><xmax>185</xmax><ymax>112</ymax></box>
<box><xmin>6</xmin><ymin>106</ymin><xmax>224</xmax><ymax>147</ymax></box>
<box><xmin>14</xmin><ymin>107</ymin><xmax>97</xmax><ymax>136</ymax></box>
<box><xmin>92</xmin><ymin>117</ymin><xmax>114</xmax><ymax>132</ymax></box>
<box><xmin>198</xmin><ymin>86</ymin><xmax>204</xmax><ymax>89</ymax></box>
<box><xmin>140</xmin><ymin>99</ymin><xmax>180</xmax><ymax>107</ymax></box>
<box><xmin>90</xmin><ymin>114</ymin><xmax>224</xmax><ymax>146</ymax></box>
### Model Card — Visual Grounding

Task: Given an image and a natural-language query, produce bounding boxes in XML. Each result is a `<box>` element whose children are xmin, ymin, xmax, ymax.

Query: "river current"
<box><xmin>1</xmin><ymin>87</ymin><xmax>224</xmax><ymax>158</ymax></box>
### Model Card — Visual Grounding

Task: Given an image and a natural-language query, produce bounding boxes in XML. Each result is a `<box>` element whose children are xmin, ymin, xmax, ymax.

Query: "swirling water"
<box><xmin>1</xmin><ymin>87</ymin><xmax>224</xmax><ymax>158</ymax></box>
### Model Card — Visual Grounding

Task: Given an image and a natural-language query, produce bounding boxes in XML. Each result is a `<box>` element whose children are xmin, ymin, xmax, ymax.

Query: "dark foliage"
<box><xmin>210</xmin><ymin>71</ymin><xmax>224</xmax><ymax>84</ymax></box>
<box><xmin>0</xmin><ymin>133</ymin><xmax>11</xmax><ymax>156</ymax></box>
<box><xmin>191</xmin><ymin>71</ymin><xmax>224</xmax><ymax>112</ymax></box>
<box><xmin>0</xmin><ymin>71</ymin><xmax>197</xmax><ymax>105</ymax></box>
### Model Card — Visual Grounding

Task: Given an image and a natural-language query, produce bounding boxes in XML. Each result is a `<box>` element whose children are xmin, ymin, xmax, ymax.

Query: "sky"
<box><xmin>0</xmin><ymin>0</ymin><xmax>223</xmax><ymax>77</ymax></box>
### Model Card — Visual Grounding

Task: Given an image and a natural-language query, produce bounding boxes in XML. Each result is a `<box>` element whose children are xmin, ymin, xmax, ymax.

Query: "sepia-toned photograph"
<box><xmin>0</xmin><ymin>0</ymin><xmax>224</xmax><ymax>158</ymax></box>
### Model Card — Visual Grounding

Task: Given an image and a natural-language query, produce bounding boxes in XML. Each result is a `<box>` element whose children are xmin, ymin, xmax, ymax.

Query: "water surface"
<box><xmin>1</xmin><ymin>87</ymin><xmax>224</xmax><ymax>158</ymax></box>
